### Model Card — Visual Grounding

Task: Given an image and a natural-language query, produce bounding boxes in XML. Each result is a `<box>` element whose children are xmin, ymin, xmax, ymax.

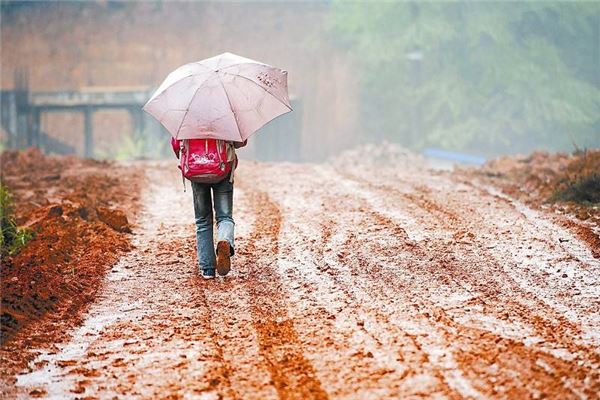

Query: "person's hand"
<box><xmin>171</xmin><ymin>137</ymin><xmax>181</xmax><ymax>159</ymax></box>
<box><xmin>233</xmin><ymin>139</ymin><xmax>248</xmax><ymax>149</ymax></box>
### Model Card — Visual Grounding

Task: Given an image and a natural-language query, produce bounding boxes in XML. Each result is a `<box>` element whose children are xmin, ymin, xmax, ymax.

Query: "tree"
<box><xmin>329</xmin><ymin>1</ymin><xmax>600</xmax><ymax>155</ymax></box>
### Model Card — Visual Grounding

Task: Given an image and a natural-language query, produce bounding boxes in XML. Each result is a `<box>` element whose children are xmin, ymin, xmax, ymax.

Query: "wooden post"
<box><xmin>137</xmin><ymin>109</ymin><xmax>145</xmax><ymax>138</ymax></box>
<box><xmin>32</xmin><ymin>108</ymin><xmax>41</xmax><ymax>150</ymax></box>
<box><xmin>14</xmin><ymin>68</ymin><xmax>30</xmax><ymax>149</ymax></box>
<box><xmin>130</xmin><ymin>107</ymin><xmax>147</xmax><ymax>156</ymax></box>
<box><xmin>18</xmin><ymin>109</ymin><xmax>29</xmax><ymax>149</ymax></box>
<box><xmin>25</xmin><ymin>109</ymin><xmax>34</xmax><ymax>147</ymax></box>
<box><xmin>84</xmin><ymin>106</ymin><xmax>93</xmax><ymax>158</ymax></box>
<box><xmin>130</xmin><ymin>107</ymin><xmax>142</xmax><ymax>140</ymax></box>
<box><xmin>5</xmin><ymin>92</ymin><xmax>18</xmax><ymax>149</ymax></box>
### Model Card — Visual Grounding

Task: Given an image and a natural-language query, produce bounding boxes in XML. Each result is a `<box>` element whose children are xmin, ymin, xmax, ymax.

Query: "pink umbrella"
<box><xmin>143</xmin><ymin>52</ymin><xmax>291</xmax><ymax>142</ymax></box>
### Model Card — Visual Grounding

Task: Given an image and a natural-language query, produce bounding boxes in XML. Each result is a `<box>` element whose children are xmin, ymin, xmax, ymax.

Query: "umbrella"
<box><xmin>143</xmin><ymin>52</ymin><xmax>291</xmax><ymax>142</ymax></box>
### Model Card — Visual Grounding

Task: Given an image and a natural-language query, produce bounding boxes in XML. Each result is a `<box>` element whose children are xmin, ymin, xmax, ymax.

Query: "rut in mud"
<box><xmin>8</xmin><ymin>161</ymin><xmax>600</xmax><ymax>399</ymax></box>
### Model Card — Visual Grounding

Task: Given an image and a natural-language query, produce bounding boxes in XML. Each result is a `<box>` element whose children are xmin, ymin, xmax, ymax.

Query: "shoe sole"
<box><xmin>216</xmin><ymin>241</ymin><xmax>231</xmax><ymax>276</ymax></box>
<box><xmin>201</xmin><ymin>270</ymin><xmax>215</xmax><ymax>279</ymax></box>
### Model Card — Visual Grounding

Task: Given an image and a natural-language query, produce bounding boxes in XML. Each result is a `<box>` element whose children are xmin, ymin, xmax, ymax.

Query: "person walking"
<box><xmin>171</xmin><ymin>138</ymin><xmax>247</xmax><ymax>279</ymax></box>
<box><xmin>143</xmin><ymin>52</ymin><xmax>291</xmax><ymax>278</ymax></box>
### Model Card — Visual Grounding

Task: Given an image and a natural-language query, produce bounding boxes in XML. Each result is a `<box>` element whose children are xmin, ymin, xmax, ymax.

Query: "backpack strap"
<box><xmin>216</xmin><ymin>140</ymin><xmax>225</xmax><ymax>170</ymax></box>
<box><xmin>180</xmin><ymin>139</ymin><xmax>187</xmax><ymax>192</ymax></box>
<box><xmin>229</xmin><ymin>143</ymin><xmax>237</xmax><ymax>184</ymax></box>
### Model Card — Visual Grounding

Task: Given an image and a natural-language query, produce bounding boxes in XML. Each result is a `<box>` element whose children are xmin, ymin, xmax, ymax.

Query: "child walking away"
<box><xmin>143</xmin><ymin>53</ymin><xmax>291</xmax><ymax>277</ymax></box>
<box><xmin>171</xmin><ymin>137</ymin><xmax>247</xmax><ymax>278</ymax></box>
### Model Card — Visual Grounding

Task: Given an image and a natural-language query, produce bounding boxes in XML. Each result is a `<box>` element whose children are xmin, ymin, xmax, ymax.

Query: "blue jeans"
<box><xmin>191</xmin><ymin>176</ymin><xmax>235</xmax><ymax>271</ymax></box>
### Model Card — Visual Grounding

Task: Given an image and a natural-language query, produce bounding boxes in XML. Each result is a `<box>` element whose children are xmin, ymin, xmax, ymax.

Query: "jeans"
<box><xmin>191</xmin><ymin>176</ymin><xmax>235</xmax><ymax>271</ymax></box>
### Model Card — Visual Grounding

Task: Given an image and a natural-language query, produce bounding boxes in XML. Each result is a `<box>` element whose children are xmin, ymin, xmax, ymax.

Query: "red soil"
<box><xmin>472</xmin><ymin>149</ymin><xmax>600</xmax><ymax>217</ymax></box>
<box><xmin>1</xmin><ymin>150</ymin><xmax>598</xmax><ymax>398</ymax></box>
<box><xmin>460</xmin><ymin>149</ymin><xmax>600</xmax><ymax>257</ymax></box>
<box><xmin>0</xmin><ymin>149</ymin><xmax>142</xmax><ymax>383</ymax></box>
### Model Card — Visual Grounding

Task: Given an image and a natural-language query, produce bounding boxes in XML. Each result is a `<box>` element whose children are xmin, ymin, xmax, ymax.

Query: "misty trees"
<box><xmin>330</xmin><ymin>1</ymin><xmax>599</xmax><ymax>155</ymax></box>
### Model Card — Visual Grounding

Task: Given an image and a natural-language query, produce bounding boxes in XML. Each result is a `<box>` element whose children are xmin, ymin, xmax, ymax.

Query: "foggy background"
<box><xmin>1</xmin><ymin>0</ymin><xmax>598</xmax><ymax>162</ymax></box>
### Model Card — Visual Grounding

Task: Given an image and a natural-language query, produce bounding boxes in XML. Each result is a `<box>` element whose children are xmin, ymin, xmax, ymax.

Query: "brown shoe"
<box><xmin>216</xmin><ymin>240</ymin><xmax>231</xmax><ymax>276</ymax></box>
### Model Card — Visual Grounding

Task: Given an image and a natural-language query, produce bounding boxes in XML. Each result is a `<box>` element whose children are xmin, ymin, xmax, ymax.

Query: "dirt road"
<box><xmin>12</xmin><ymin>161</ymin><xmax>600</xmax><ymax>399</ymax></box>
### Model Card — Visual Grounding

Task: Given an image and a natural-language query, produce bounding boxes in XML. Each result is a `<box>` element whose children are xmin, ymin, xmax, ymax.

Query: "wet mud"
<box><xmin>459</xmin><ymin>149</ymin><xmax>600</xmax><ymax>258</ymax></box>
<box><xmin>1</xmin><ymin>158</ymin><xmax>599</xmax><ymax>399</ymax></box>
<box><xmin>0</xmin><ymin>149</ymin><xmax>141</xmax><ymax>394</ymax></box>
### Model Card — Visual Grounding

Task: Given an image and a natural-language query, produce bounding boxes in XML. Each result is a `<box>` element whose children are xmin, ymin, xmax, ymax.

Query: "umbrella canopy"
<box><xmin>143</xmin><ymin>52</ymin><xmax>292</xmax><ymax>142</ymax></box>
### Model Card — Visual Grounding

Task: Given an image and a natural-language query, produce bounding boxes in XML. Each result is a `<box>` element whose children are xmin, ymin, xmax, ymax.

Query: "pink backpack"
<box><xmin>171</xmin><ymin>137</ymin><xmax>232</xmax><ymax>184</ymax></box>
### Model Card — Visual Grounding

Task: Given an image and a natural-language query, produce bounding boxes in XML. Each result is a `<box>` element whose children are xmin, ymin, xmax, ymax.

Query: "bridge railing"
<box><xmin>1</xmin><ymin>87</ymin><xmax>157</xmax><ymax>157</ymax></box>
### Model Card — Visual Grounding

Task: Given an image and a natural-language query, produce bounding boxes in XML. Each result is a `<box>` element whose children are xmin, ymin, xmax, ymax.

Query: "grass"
<box><xmin>552</xmin><ymin>173</ymin><xmax>600</xmax><ymax>206</ymax></box>
<box><xmin>0</xmin><ymin>183</ymin><xmax>33</xmax><ymax>257</ymax></box>
<box><xmin>95</xmin><ymin>131</ymin><xmax>170</xmax><ymax>160</ymax></box>
<box><xmin>550</xmin><ymin>149</ymin><xmax>600</xmax><ymax>206</ymax></box>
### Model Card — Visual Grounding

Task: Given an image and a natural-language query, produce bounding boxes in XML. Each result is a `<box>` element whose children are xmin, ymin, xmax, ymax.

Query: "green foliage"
<box><xmin>329</xmin><ymin>1</ymin><xmax>600</xmax><ymax>155</ymax></box>
<box><xmin>0</xmin><ymin>184</ymin><xmax>33</xmax><ymax>257</ymax></box>
<box><xmin>552</xmin><ymin>173</ymin><xmax>600</xmax><ymax>205</ymax></box>
<box><xmin>95</xmin><ymin>131</ymin><xmax>170</xmax><ymax>160</ymax></box>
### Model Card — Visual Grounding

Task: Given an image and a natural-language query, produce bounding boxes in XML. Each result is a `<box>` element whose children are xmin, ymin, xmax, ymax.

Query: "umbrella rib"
<box><xmin>216</xmin><ymin>75</ymin><xmax>243</xmax><ymax>142</ymax></box>
<box><xmin>192</xmin><ymin>62</ymin><xmax>214</xmax><ymax>71</ymax></box>
<box><xmin>146</xmin><ymin>68</ymin><xmax>212</xmax><ymax>105</ymax></box>
<box><xmin>172</xmin><ymin>78</ymin><xmax>212</xmax><ymax>139</ymax></box>
<box><xmin>217</xmin><ymin>71</ymin><xmax>292</xmax><ymax>111</ymax></box>
<box><xmin>219</xmin><ymin>61</ymin><xmax>267</xmax><ymax>72</ymax></box>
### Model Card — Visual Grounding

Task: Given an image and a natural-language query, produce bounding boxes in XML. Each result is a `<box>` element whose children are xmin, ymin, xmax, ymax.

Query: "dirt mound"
<box><xmin>330</xmin><ymin>142</ymin><xmax>426</xmax><ymax>171</ymax></box>
<box><xmin>461</xmin><ymin>149</ymin><xmax>600</xmax><ymax>256</ymax></box>
<box><xmin>0</xmin><ymin>148</ymin><xmax>142</xmax><ymax>373</ymax></box>
<box><xmin>479</xmin><ymin>150</ymin><xmax>598</xmax><ymax>203</ymax></box>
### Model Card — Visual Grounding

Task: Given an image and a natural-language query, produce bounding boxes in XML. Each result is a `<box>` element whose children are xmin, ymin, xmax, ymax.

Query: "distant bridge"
<box><xmin>1</xmin><ymin>70</ymin><xmax>304</xmax><ymax>161</ymax></box>
<box><xmin>1</xmin><ymin>71</ymin><xmax>155</xmax><ymax>157</ymax></box>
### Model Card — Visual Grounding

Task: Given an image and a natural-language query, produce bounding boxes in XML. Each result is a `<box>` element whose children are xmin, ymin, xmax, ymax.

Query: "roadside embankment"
<box><xmin>0</xmin><ymin>148</ymin><xmax>142</xmax><ymax>387</ymax></box>
<box><xmin>459</xmin><ymin>149</ymin><xmax>600</xmax><ymax>257</ymax></box>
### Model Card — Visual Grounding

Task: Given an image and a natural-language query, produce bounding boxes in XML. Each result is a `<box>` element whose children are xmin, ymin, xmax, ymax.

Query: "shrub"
<box><xmin>553</xmin><ymin>173</ymin><xmax>600</xmax><ymax>205</ymax></box>
<box><xmin>0</xmin><ymin>184</ymin><xmax>33</xmax><ymax>257</ymax></box>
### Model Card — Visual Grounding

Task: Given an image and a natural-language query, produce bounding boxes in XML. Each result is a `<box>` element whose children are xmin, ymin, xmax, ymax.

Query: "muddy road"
<box><xmin>9</xmin><ymin>161</ymin><xmax>600</xmax><ymax>399</ymax></box>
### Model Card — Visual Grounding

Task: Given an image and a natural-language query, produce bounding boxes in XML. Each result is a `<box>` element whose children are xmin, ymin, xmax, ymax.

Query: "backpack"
<box><xmin>172</xmin><ymin>138</ymin><xmax>233</xmax><ymax>185</ymax></box>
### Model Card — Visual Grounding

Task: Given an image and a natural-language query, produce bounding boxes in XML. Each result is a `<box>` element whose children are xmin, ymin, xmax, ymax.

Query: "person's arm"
<box><xmin>171</xmin><ymin>137</ymin><xmax>181</xmax><ymax>159</ymax></box>
<box><xmin>233</xmin><ymin>139</ymin><xmax>248</xmax><ymax>149</ymax></box>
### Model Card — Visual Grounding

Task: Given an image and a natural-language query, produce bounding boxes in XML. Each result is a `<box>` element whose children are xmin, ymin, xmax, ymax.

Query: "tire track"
<box><xmin>320</xmin><ymin>196</ymin><xmax>594</xmax><ymax>398</ymax></box>
<box><xmin>315</xmin><ymin>208</ymin><xmax>492</xmax><ymax>399</ymax></box>
<box><xmin>315</xmin><ymin>217</ymin><xmax>470</xmax><ymax>399</ymax></box>
<box><xmin>255</xmin><ymin>166</ymin><xmax>465</xmax><ymax>398</ymax></box>
<box><xmin>245</xmin><ymin>163</ymin><xmax>474</xmax><ymax>399</ymax></box>
<box><xmin>10</xmin><ymin>160</ymin><xmax>600</xmax><ymax>399</ymax></box>
<box><xmin>267</xmin><ymin>162</ymin><xmax>583</xmax><ymax>398</ymax></box>
<box><xmin>197</xmin><ymin>188</ymin><xmax>279</xmax><ymax>400</ymax></box>
<box><xmin>14</xmin><ymin>166</ymin><xmax>241</xmax><ymax>398</ymax></box>
<box><xmin>326</xmin><ymin>167</ymin><xmax>599</xmax><ymax>398</ymax></box>
<box><xmin>336</xmin><ymin>169</ymin><xmax>599</xmax><ymax>351</ymax></box>
<box><xmin>392</xmin><ymin>170</ymin><xmax>600</xmax><ymax>358</ymax></box>
<box><xmin>237</xmin><ymin>185</ymin><xmax>329</xmax><ymax>400</ymax></box>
